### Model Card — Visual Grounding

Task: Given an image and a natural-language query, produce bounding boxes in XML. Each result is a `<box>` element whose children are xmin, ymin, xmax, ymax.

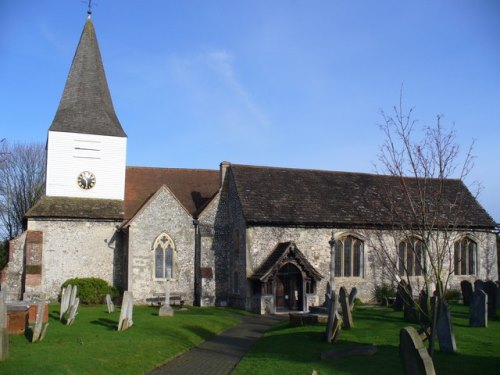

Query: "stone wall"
<box><xmin>126</xmin><ymin>186</ymin><xmax>196</xmax><ymax>304</ymax></box>
<box><xmin>26</xmin><ymin>218</ymin><xmax>122</xmax><ymax>300</ymax></box>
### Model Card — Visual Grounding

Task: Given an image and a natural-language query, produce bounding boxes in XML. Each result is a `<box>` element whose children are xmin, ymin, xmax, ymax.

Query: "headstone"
<box><xmin>348</xmin><ymin>287</ymin><xmax>358</xmax><ymax>311</ymax></box>
<box><xmin>159</xmin><ymin>280</ymin><xmax>174</xmax><ymax>317</ymax></box>
<box><xmin>32</xmin><ymin>300</ymin><xmax>45</xmax><ymax>341</ymax></box>
<box><xmin>39</xmin><ymin>323</ymin><xmax>49</xmax><ymax>342</ymax></box>
<box><xmin>339</xmin><ymin>287</ymin><xmax>353</xmax><ymax>329</ymax></box>
<box><xmin>469</xmin><ymin>289</ymin><xmax>487</xmax><ymax>328</ymax></box>
<box><xmin>0</xmin><ymin>292</ymin><xmax>8</xmax><ymax>361</ymax></box>
<box><xmin>66</xmin><ymin>298</ymin><xmax>80</xmax><ymax>326</ymax></box>
<box><xmin>483</xmin><ymin>281</ymin><xmax>498</xmax><ymax>318</ymax></box>
<box><xmin>118</xmin><ymin>291</ymin><xmax>134</xmax><ymax>331</ymax></box>
<box><xmin>324</xmin><ymin>291</ymin><xmax>342</xmax><ymax>343</ymax></box>
<box><xmin>105</xmin><ymin>294</ymin><xmax>114</xmax><ymax>313</ymax></box>
<box><xmin>69</xmin><ymin>285</ymin><xmax>78</xmax><ymax>307</ymax></box>
<box><xmin>473</xmin><ymin>279</ymin><xmax>484</xmax><ymax>292</ymax></box>
<box><xmin>399</xmin><ymin>326</ymin><xmax>436</xmax><ymax>375</ymax></box>
<box><xmin>60</xmin><ymin>285</ymin><xmax>72</xmax><ymax>320</ymax></box>
<box><xmin>460</xmin><ymin>280</ymin><xmax>473</xmax><ymax>306</ymax></box>
<box><xmin>401</xmin><ymin>284</ymin><xmax>419</xmax><ymax>324</ymax></box>
<box><xmin>394</xmin><ymin>281</ymin><xmax>409</xmax><ymax>311</ymax></box>
<box><xmin>436</xmin><ymin>300</ymin><xmax>456</xmax><ymax>353</ymax></box>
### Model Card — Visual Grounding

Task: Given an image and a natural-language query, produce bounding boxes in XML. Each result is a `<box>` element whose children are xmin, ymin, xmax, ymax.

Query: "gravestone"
<box><xmin>460</xmin><ymin>280</ymin><xmax>473</xmax><ymax>306</ymax></box>
<box><xmin>66</xmin><ymin>298</ymin><xmax>80</xmax><ymax>326</ymax></box>
<box><xmin>401</xmin><ymin>284</ymin><xmax>419</xmax><ymax>323</ymax></box>
<box><xmin>399</xmin><ymin>326</ymin><xmax>436</xmax><ymax>375</ymax></box>
<box><xmin>436</xmin><ymin>300</ymin><xmax>456</xmax><ymax>353</ymax></box>
<box><xmin>348</xmin><ymin>287</ymin><xmax>358</xmax><ymax>311</ymax></box>
<box><xmin>105</xmin><ymin>294</ymin><xmax>114</xmax><ymax>313</ymax></box>
<box><xmin>474</xmin><ymin>279</ymin><xmax>484</xmax><ymax>292</ymax></box>
<box><xmin>60</xmin><ymin>285</ymin><xmax>72</xmax><ymax>320</ymax></box>
<box><xmin>118</xmin><ymin>291</ymin><xmax>134</xmax><ymax>331</ymax></box>
<box><xmin>39</xmin><ymin>323</ymin><xmax>49</xmax><ymax>342</ymax></box>
<box><xmin>32</xmin><ymin>299</ymin><xmax>46</xmax><ymax>341</ymax></box>
<box><xmin>469</xmin><ymin>289</ymin><xmax>487</xmax><ymax>328</ymax></box>
<box><xmin>483</xmin><ymin>281</ymin><xmax>498</xmax><ymax>318</ymax></box>
<box><xmin>394</xmin><ymin>281</ymin><xmax>409</xmax><ymax>312</ymax></box>
<box><xmin>69</xmin><ymin>285</ymin><xmax>78</xmax><ymax>307</ymax></box>
<box><xmin>339</xmin><ymin>287</ymin><xmax>353</xmax><ymax>329</ymax></box>
<box><xmin>0</xmin><ymin>292</ymin><xmax>8</xmax><ymax>361</ymax></box>
<box><xmin>324</xmin><ymin>291</ymin><xmax>342</xmax><ymax>343</ymax></box>
<box><xmin>159</xmin><ymin>280</ymin><xmax>174</xmax><ymax>317</ymax></box>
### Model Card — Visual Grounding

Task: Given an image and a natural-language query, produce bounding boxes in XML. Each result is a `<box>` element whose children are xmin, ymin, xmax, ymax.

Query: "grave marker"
<box><xmin>118</xmin><ymin>291</ymin><xmax>134</xmax><ymax>331</ymax></box>
<box><xmin>66</xmin><ymin>297</ymin><xmax>80</xmax><ymax>326</ymax></box>
<box><xmin>32</xmin><ymin>300</ymin><xmax>45</xmax><ymax>341</ymax></box>
<box><xmin>460</xmin><ymin>280</ymin><xmax>473</xmax><ymax>306</ymax></box>
<box><xmin>105</xmin><ymin>294</ymin><xmax>114</xmax><ymax>313</ymax></box>
<box><xmin>339</xmin><ymin>287</ymin><xmax>353</xmax><ymax>329</ymax></box>
<box><xmin>469</xmin><ymin>289</ymin><xmax>487</xmax><ymax>327</ymax></box>
<box><xmin>399</xmin><ymin>326</ymin><xmax>436</xmax><ymax>375</ymax></box>
<box><xmin>348</xmin><ymin>287</ymin><xmax>358</xmax><ymax>311</ymax></box>
<box><xmin>483</xmin><ymin>281</ymin><xmax>498</xmax><ymax>318</ymax></box>
<box><xmin>60</xmin><ymin>285</ymin><xmax>72</xmax><ymax>320</ymax></box>
<box><xmin>436</xmin><ymin>300</ymin><xmax>456</xmax><ymax>353</ymax></box>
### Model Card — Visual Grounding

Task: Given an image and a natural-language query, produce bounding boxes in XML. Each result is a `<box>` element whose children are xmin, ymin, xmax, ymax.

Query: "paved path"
<box><xmin>148</xmin><ymin>314</ymin><xmax>285</xmax><ymax>375</ymax></box>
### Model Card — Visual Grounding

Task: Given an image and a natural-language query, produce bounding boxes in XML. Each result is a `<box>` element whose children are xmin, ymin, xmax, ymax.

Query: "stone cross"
<box><xmin>469</xmin><ymin>289</ymin><xmax>488</xmax><ymax>328</ymax></box>
<box><xmin>460</xmin><ymin>280</ymin><xmax>473</xmax><ymax>306</ymax></box>
<box><xmin>435</xmin><ymin>299</ymin><xmax>456</xmax><ymax>353</ymax></box>
<box><xmin>399</xmin><ymin>326</ymin><xmax>436</xmax><ymax>375</ymax></box>
<box><xmin>0</xmin><ymin>291</ymin><xmax>8</xmax><ymax>361</ymax></box>
<box><xmin>106</xmin><ymin>294</ymin><xmax>114</xmax><ymax>313</ymax></box>
<box><xmin>339</xmin><ymin>287</ymin><xmax>353</xmax><ymax>329</ymax></box>
<box><xmin>66</xmin><ymin>297</ymin><xmax>80</xmax><ymax>326</ymax></box>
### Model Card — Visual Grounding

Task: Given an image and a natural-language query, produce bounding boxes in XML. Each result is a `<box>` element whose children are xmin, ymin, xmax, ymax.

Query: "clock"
<box><xmin>77</xmin><ymin>171</ymin><xmax>96</xmax><ymax>190</ymax></box>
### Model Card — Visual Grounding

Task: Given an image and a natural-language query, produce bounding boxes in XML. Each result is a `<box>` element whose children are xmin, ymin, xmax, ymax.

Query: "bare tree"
<box><xmin>370</xmin><ymin>94</ymin><xmax>480</xmax><ymax>355</ymax></box>
<box><xmin>0</xmin><ymin>141</ymin><xmax>46</xmax><ymax>241</ymax></box>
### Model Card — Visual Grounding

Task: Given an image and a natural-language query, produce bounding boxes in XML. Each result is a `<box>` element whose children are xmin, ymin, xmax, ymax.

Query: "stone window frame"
<box><xmin>334</xmin><ymin>235</ymin><xmax>364</xmax><ymax>278</ymax></box>
<box><xmin>152</xmin><ymin>232</ymin><xmax>177</xmax><ymax>281</ymax></box>
<box><xmin>453</xmin><ymin>237</ymin><xmax>477</xmax><ymax>276</ymax></box>
<box><xmin>398</xmin><ymin>237</ymin><xmax>426</xmax><ymax>277</ymax></box>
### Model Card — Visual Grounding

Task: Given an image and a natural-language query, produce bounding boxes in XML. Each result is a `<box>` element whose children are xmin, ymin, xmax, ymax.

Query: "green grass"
<box><xmin>0</xmin><ymin>304</ymin><xmax>246</xmax><ymax>375</ymax></box>
<box><xmin>233</xmin><ymin>304</ymin><xmax>500</xmax><ymax>375</ymax></box>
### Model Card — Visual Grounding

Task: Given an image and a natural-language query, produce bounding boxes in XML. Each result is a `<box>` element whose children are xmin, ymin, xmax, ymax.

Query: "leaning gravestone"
<box><xmin>66</xmin><ymin>298</ymin><xmax>80</xmax><ymax>326</ymax></box>
<box><xmin>339</xmin><ymin>287</ymin><xmax>353</xmax><ymax>329</ymax></box>
<box><xmin>32</xmin><ymin>299</ymin><xmax>46</xmax><ymax>341</ymax></box>
<box><xmin>348</xmin><ymin>287</ymin><xmax>358</xmax><ymax>311</ymax></box>
<box><xmin>324</xmin><ymin>291</ymin><xmax>342</xmax><ymax>343</ymax></box>
<box><xmin>118</xmin><ymin>291</ymin><xmax>134</xmax><ymax>331</ymax></box>
<box><xmin>399</xmin><ymin>326</ymin><xmax>436</xmax><ymax>375</ymax></box>
<box><xmin>105</xmin><ymin>294</ymin><xmax>114</xmax><ymax>313</ymax></box>
<box><xmin>460</xmin><ymin>280</ymin><xmax>473</xmax><ymax>306</ymax></box>
<box><xmin>0</xmin><ymin>291</ymin><xmax>8</xmax><ymax>361</ymax></box>
<box><xmin>60</xmin><ymin>285</ymin><xmax>72</xmax><ymax>320</ymax></box>
<box><xmin>436</xmin><ymin>300</ymin><xmax>456</xmax><ymax>353</ymax></box>
<box><xmin>483</xmin><ymin>281</ymin><xmax>498</xmax><ymax>318</ymax></box>
<box><xmin>469</xmin><ymin>289</ymin><xmax>488</xmax><ymax>328</ymax></box>
<box><xmin>69</xmin><ymin>285</ymin><xmax>78</xmax><ymax>307</ymax></box>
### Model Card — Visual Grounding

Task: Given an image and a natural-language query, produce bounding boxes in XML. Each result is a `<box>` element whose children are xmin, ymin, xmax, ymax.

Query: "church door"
<box><xmin>274</xmin><ymin>263</ymin><xmax>303</xmax><ymax>312</ymax></box>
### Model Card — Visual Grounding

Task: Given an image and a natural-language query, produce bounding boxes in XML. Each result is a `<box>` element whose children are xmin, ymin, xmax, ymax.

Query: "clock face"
<box><xmin>77</xmin><ymin>171</ymin><xmax>96</xmax><ymax>190</ymax></box>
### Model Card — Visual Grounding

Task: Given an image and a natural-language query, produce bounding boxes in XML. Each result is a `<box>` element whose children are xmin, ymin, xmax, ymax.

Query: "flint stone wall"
<box><xmin>127</xmin><ymin>187</ymin><xmax>196</xmax><ymax>304</ymax></box>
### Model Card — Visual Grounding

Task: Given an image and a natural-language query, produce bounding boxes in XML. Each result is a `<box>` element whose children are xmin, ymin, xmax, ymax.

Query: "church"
<box><xmin>2</xmin><ymin>16</ymin><xmax>497</xmax><ymax>314</ymax></box>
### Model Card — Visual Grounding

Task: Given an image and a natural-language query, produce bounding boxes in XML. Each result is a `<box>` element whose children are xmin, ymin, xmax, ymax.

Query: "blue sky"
<box><xmin>1</xmin><ymin>1</ymin><xmax>499</xmax><ymax>221</ymax></box>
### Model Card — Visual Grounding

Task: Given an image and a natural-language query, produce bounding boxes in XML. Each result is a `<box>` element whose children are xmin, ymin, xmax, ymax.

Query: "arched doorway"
<box><xmin>275</xmin><ymin>263</ymin><xmax>303</xmax><ymax>312</ymax></box>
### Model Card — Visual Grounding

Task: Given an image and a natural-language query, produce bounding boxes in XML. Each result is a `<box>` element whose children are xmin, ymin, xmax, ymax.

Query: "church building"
<box><xmin>2</xmin><ymin>16</ymin><xmax>497</xmax><ymax>314</ymax></box>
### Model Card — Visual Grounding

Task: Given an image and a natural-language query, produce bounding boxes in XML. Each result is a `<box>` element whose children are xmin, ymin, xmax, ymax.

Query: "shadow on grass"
<box><xmin>91</xmin><ymin>318</ymin><xmax>118</xmax><ymax>330</ymax></box>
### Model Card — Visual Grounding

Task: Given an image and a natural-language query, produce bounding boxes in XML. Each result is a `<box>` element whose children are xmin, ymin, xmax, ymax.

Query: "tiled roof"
<box><xmin>49</xmin><ymin>18</ymin><xmax>126</xmax><ymax>137</ymax></box>
<box><xmin>26</xmin><ymin>196</ymin><xmax>124</xmax><ymax>220</ymax></box>
<box><xmin>250</xmin><ymin>242</ymin><xmax>323</xmax><ymax>281</ymax></box>
<box><xmin>124</xmin><ymin>167</ymin><xmax>219</xmax><ymax>219</ymax></box>
<box><xmin>230</xmin><ymin>164</ymin><xmax>496</xmax><ymax>229</ymax></box>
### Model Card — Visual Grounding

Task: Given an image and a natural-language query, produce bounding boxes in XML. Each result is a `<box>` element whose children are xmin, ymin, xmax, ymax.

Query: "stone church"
<box><xmin>2</xmin><ymin>16</ymin><xmax>497</xmax><ymax>314</ymax></box>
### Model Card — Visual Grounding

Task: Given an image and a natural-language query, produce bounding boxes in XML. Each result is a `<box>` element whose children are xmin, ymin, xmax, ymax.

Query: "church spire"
<box><xmin>49</xmin><ymin>17</ymin><xmax>126</xmax><ymax>137</ymax></box>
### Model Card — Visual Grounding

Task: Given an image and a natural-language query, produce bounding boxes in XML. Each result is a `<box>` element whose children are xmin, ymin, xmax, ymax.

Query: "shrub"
<box><xmin>374</xmin><ymin>283</ymin><xmax>396</xmax><ymax>305</ymax></box>
<box><xmin>61</xmin><ymin>277</ymin><xmax>120</xmax><ymax>305</ymax></box>
<box><xmin>445</xmin><ymin>288</ymin><xmax>461</xmax><ymax>301</ymax></box>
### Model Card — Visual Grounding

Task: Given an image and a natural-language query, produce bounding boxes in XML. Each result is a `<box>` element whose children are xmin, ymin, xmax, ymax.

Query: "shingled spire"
<box><xmin>49</xmin><ymin>17</ymin><xmax>126</xmax><ymax>137</ymax></box>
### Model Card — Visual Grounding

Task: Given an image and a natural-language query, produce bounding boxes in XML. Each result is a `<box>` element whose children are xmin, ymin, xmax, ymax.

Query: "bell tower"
<box><xmin>45</xmin><ymin>14</ymin><xmax>127</xmax><ymax>200</ymax></box>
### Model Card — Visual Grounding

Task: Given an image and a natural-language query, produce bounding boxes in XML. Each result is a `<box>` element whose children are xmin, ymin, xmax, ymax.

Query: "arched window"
<box><xmin>399</xmin><ymin>238</ymin><xmax>425</xmax><ymax>276</ymax></box>
<box><xmin>454</xmin><ymin>238</ymin><xmax>477</xmax><ymax>275</ymax></box>
<box><xmin>334</xmin><ymin>236</ymin><xmax>364</xmax><ymax>277</ymax></box>
<box><xmin>153</xmin><ymin>233</ymin><xmax>175</xmax><ymax>279</ymax></box>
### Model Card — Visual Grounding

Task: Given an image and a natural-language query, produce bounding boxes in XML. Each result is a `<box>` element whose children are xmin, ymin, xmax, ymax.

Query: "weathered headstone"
<box><xmin>348</xmin><ymin>287</ymin><xmax>358</xmax><ymax>311</ymax></box>
<box><xmin>399</xmin><ymin>326</ymin><xmax>436</xmax><ymax>375</ymax></box>
<box><xmin>436</xmin><ymin>300</ymin><xmax>456</xmax><ymax>353</ymax></box>
<box><xmin>159</xmin><ymin>280</ymin><xmax>174</xmax><ymax>317</ymax></box>
<box><xmin>69</xmin><ymin>285</ymin><xmax>78</xmax><ymax>307</ymax></box>
<box><xmin>0</xmin><ymin>291</ymin><xmax>8</xmax><ymax>361</ymax></box>
<box><xmin>39</xmin><ymin>323</ymin><xmax>49</xmax><ymax>342</ymax></box>
<box><xmin>339</xmin><ymin>287</ymin><xmax>353</xmax><ymax>329</ymax></box>
<box><xmin>324</xmin><ymin>291</ymin><xmax>342</xmax><ymax>343</ymax></box>
<box><xmin>474</xmin><ymin>279</ymin><xmax>484</xmax><ymax>292</ymax></box>
<box><xmin>66</xmin><ymin>298</ymin><xmax>80</xmax><ymax>326</ymax></box>
<box><xmin>60</xmin><ymin>285</ymin><xmax>72</xmax><ymax>320</ymax></box>
<box><xmin>32</xmin><ymin>300</ymin><xmax>45</xmax><ymax>341</ymax></box>
<box><xmin>483</xmin><ymin>281</ymin><xmax>498</xmax><ymax>318</ymax></box>
<box><xmin>469</xmin><ymin>289</ymin><xmax>488</xmax><ymax>327</ymax></box>
<box><xmin>105</xmin><ymin>294</ymin><xmax>114</xmax><ymax>313</ymax></box>
<box><xmin>460</xmin><ymin>280</ymin><xmax>473</xmax><ymax>306</ymax></box>
<box><xmin>118</xmin><ymin>291</ymin><xmax>134</xmax><ymax>331</ymax></box>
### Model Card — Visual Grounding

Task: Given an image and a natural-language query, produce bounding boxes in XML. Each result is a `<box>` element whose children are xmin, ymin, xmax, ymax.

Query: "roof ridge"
<box><xmin>126</xmin><ymin>166</ymin><xmax>218</xmax><ymax>172</ymax></box>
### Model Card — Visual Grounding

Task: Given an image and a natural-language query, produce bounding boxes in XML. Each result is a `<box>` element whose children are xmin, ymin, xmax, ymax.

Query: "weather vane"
<box><xmin>85</xmin><ymin>0</ymin><xmax>96</xmax><ymax>16</ymax></box>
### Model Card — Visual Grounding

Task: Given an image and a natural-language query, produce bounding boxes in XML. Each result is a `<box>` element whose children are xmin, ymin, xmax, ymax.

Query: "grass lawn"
<box><xmin>233</xmin><ymin>304</ymin><xmax>500</xmax><ymax>375</ymax></box>
<box><xmin>0</xmin><ymin>304</ymin><xmax>246</xmax><ymax>375</ymax></box>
